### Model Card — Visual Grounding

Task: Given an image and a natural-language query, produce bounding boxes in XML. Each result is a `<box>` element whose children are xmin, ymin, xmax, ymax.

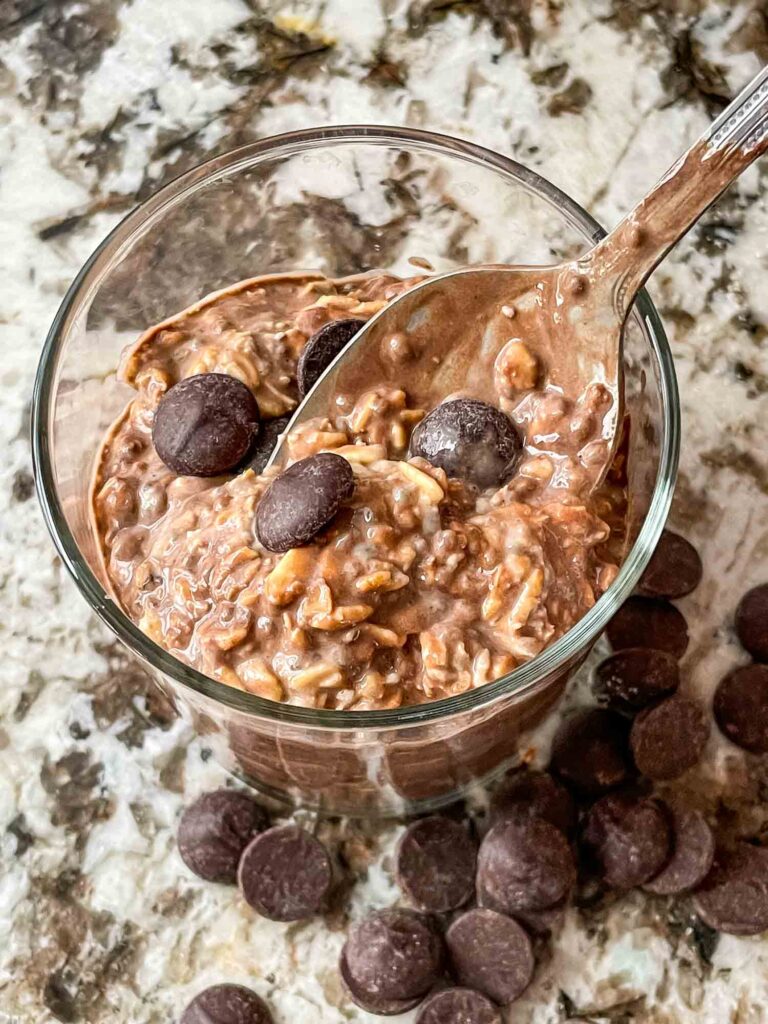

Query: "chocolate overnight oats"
<box><xmin>92</xmin><ymin>268</ymin><xmax>627</xmax><ymax>711</ymax></box>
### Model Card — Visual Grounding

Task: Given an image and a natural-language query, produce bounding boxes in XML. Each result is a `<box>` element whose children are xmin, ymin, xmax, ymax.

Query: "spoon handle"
<box><xmin>586</xmin><ymin>64</ymin><xmax>768</xmax><ymax>319</ymax></box>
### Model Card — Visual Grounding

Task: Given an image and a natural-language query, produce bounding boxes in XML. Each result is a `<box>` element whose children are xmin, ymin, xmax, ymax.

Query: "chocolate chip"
<box><xmin>180</xmin><ymin>984</ymin><xmax>272</xmax><ymax>1024</ymax></box>
<box><xmin>637</xmin><ymin>530</ymin><xmax>703</xmax><ymax>599</ymax></box>
<box><xmin>237</xmin><ymin>825</ymin><xmax>331</xmax><ymax>921</ymax></box>
<box><xmin>408</xmin><ymin>399</ymin><xmax>522</xmax><ymax>489</ymax></box>
<box><xmin>177</xmin><ymin>789</ymin><xmax>268</xmax><ymax>884</ymax></box>
<box><xmin>245</xmin><ymin>413</ymin><xmax>292</xmax><ymax>475</ymax></box>
<box><xmin>593</xmin><ymin>648</ymin><xmax>679</xmax><ymax>714</ymax></box>
<box><xmin>713</xmin><ymin>663</ymin><xmax>768</xmax><ymax>753</ymax></box>
<box><xmin>416</xmin><ymin>987</ymin><xmax>501</xmax><ymax>1024</ymax></box>
<box><xmin>489</xmin><ymin>769</ymin><xmax>575</xmax><ymax>835</ymax></box>
<box><xmin>643</xmin><ymin>807</ymin><xmax>715</xmax><ymax>895</ymax></box>
<box><xmin>446</xmin><ymin>908</ymin><xmax>534</xmax><ymax>1006</ymax></box>
<box><xmin>511</xmin><ymin>899</ymin><xmax>567</xmax><ymax>936</ymax></box>
<box><xmin>396</xmin><ymin>816</ymin><xmax>477</xmax><ymax>912</ymax></box>
<box><xmin>255</xmin><ymin>453</ymin><xmax>354</xmax><ymax>553</ymax></box>
<box><xmin>340</xmin><ymin>908</ymin><xmax>444</xmax><ymax>1015</ymax></box>
<box><xmin>581</xmin><ymin>793</ymin><xmax>671</xmax><ymax>889</ymax></box>
<box><xmin>735</xmin><ymin>584</ymin><xmax>768</xmax><ymax>662</ymax></box>
<box><xmin>550</xmin><ymin>708</ymin><xmax>632</xmax><ymax>794</ymax></box>
<box><xmin>297</xmin><ymin>318</ymin><xmax>366</xmax><ymax>397</ymax></box>
<box><xmin>153</xmin><ymin>374</ymin><xmax>260</xmax><ymax>477</ymax></box>
<box><xmin>476</xmin><ymin>818</ymin><xmax>575</xmax><ymax>914</ymax></box>
<box><xmin>694</xmin><ymin>842</ymin><xmax>768</xmax><ymax>935</ymax></box>
<box><xmin>606</xmin><ymin>597</ymin><xmax>689</xmax><ymax>659</ymax></box>
<box><xmin>630</xmin><ymin>695</ymin><xmax>710</xmax><ymax>780</ymax></box>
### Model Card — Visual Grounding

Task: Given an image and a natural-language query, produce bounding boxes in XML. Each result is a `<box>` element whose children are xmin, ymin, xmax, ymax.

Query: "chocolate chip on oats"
<box><xmin>177</xmin><ymin>789</ymin><xmax>268</xmax><ymax>885</ymax></box>
<box><xmin>694</xmin><ymin>842</ymin><xmax>768</xmax><ymax>936</ymax></box>
<box><xmin>735</xmin><ymin>584</ymin><xmax>768</xmax><ymax>662</ymax></box>
<box><xmin>340</xmin><ymin>908</ymin><xmax>444</xmax><ymax>1015</ymax></box>
<box><xmin>297</xmin><ymin>318</ymin><xmax>366</xmax><ymax>397</ymax></box>
<box><xmin>606</xmin><ymin>596</ymin><xmax>689</xmax><ymax>659</ymax></box>
<box><xmin>180</xmin><ymin>984</ymin><xmax>273</xmax><ymax>1024</ymax></box>
<box><xmin>255</xmin><ymin>452</ymin><xmax>355</xmax><ymax>553</ymax></box>
<box><xmin>643</xmin><ymin>807</ymin><xmax>715</xmax><ymax>895</ymax></box>
<box><xmin>408</xmin><ymin>398</ymin><xmax>522</xmax><ymax>489</ymax></box>
<box><xmin>637</xmin><ymin>530</ymin><xmax>703</xmax><ymax>599</ymax></box>
<box><xmin>396</xmin><ymin>816</ymin><xmax>478</xmax><ymax>913</ymax></box>
<box><xmin>246</xmin><ymin>413</ymin><xmax>292</xmax><ymax>475</ymax></box>
<box><xmin>416</xmin><ymin>987</ymin><xmax>501</xmax><ymax>1024</ymax></box>
<box><xmin>490</xmin><ymin>769</ymin><xmax>576</xmax><ymax>835</ymax></box>
<box><xmin>593</xmin><ymin>648</ymin><xmax>679</xmax><ymax>714</ymax></box>
<box><xmin>476</xmin><ymin>818</ymin><xmax>576</xmax><ymax>914</ymax></box>
<box><xmin>446</xmin><ymin>908</ymin><xmax>534</xmax><ymax>1006</ymax></box>
<box><xmin>237</xmin><ymin>825</ymin><xmax>331</xmax><ymax>921</ymax></box>
<box><xmin>153</xmin><ymin>373</ymin><xmax>260</xmax><ymax>477</ymax></box>
<box><xmin>713</xmin><ymin>663</ymin><xmax>768</xmax><ymax>753</ymax></box>
<box><xmin>581</xmin><ymin>793</ymin><xmax>671</xmax><ymax>889</ymax></box>
<box><xmin>630</xmin><ymin>695</ymin><xmax>710</xmax><ymax>780</ymax></box>
<box><xmin>550</xmin><ymin>708</ymin><xmax>632</xmax><ymax>794</ymax></box>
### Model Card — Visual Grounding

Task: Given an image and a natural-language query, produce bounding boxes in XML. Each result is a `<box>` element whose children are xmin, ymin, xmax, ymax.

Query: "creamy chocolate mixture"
<box><xmin>92</xmin><ymin>270</ymin><xmax>626</xmax><ymax>710</ymax></box>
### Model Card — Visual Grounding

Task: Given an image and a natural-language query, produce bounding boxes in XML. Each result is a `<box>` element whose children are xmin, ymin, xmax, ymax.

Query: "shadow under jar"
<box><xmin>32</xmin><ymin>126</ymin><xmax>679</xmax><ymax>816</ymax></box>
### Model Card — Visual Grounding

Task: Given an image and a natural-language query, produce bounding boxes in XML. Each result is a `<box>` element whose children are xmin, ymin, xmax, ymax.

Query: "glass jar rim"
<box><xmin>31</xmin><ymin>124</ymin><xmax>680</xmax><ymax>731</ymax></box>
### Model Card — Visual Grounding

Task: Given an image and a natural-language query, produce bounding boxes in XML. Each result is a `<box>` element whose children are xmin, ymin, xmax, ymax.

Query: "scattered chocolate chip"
<box><xmin>593</xmin><ymin>648</ymin><xmax>679</xmax><ymax>714</ymax></box>
<box><xmin>245</xmin><ymin>413</ymin><xmax>292</xmax><ymax>475</ymax></box>
<box><xmin>637</xmin><ymin>530</ymin><xmax>703</xmax><ymax>599</ymax></box>
<box><xmin>550</xmin><ymin>708</ymin><xmax>632</xmax><ymax>794</ymax></box>
<box><xmin>153</xmin><ymin>374</ymin><xmax>260</xmax><ymax>477</ymax></box>
<box><xmin>694</xmin><ymin>842</ymin><xmax>768</xmax><ymax>936</ymax></box>
<box><xmin>476</xmin><ymin>818</ymin><xmax>575</xmax><ymax>914</ymax></box>
<box><xmin>713</xmin><ymin>663</ymin><xmax>768</xmax><ymax>753</ymax></box>
<box><xmin>446</xmin><ymin>908</ymin><xmax>534</xmax><ymax>1006</ymax></box>
<box><xmin>340</xmin><ymin>908</ymin><xmax>444</xmax><ymax>1015</ymax></box>
<box><xmin>581</xmin><ymin>793</ymin><xmax>671</xmax><ymax>889</ymax></box>
<box><xmin>180</xmin><ymin>984</ymin><xmax>272</xmax><ymax>1024</ymax></box>
<box><xmin>630</xmin><ymin>695</ymin><xmax>710</xmax><ymax>780</ymax></box>
<box><xmin>416</xmin><ymin>987</ymin><xmax>502</xmax><ymax>1024</ymax></box>
<box><xmin>489</xmin><ymin>769</ymin><xmax>575</xmax><ymax>834</ymax></box>
<box><xmin>255</xmin><ymin>452</ymin><xmax>354</xmax><ymax>553</ymax></box>
<box><xmin>735</xmin><ymin>584</ymin><xmax>768</xmax><ymax>662</ymax></box>
<box><xmin>606</xmin><ymin>597</ymin><xmax>689</xmax><ymax>659</ymax></box>
<box><xmin>408</xmin><ymin>399</ymin><xmax>522</xmax><ymax>489</ymax></box>
<box><xmin>511</xmin><ymin>899</ymin><xmax>567</xmax><ymax>936</ymax></box>
<box><xmin>643</xmin><ymin>807</ymin><xmax>715</xmax><ymax>895</ymax></box>
<box><xmin>297</xmin><ymin>318</ymin><xmax>366</xmax><ymax>397</ymax></box>
<box><xmin>396</xmin><ymin>816</ymin><xmax>477</xmax><ymax>912</ymax></box>
<box><xmin>238</xmin><ymin>825</ymin><xmax>331</xmax><ymax>921</ymax></box>
<box><xmin>177</xmin><ymin>789</ymin><xmax>268</xmax><ymax>884</ymax></box>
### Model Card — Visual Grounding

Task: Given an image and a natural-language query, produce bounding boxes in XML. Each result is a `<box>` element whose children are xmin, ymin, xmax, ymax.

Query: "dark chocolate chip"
<box><xmin>581</xmin><ymin>792</ymin><xmax>671</xmax><ymax>889</ymax></box>
<box><xmin>408</xmin><ymin>399</ymin><xmax>522</xmax><ymax>489</ymax></box>
<box><xmin>643</xmin><ymin>807</ymin><xmax>715</xmax><ymax>895</ymax></box>
<box><xmin>735</xmin><ymin>584</ymin><xmax>768</xmax><ymax>662</ymax></box>
<box><xmin>255</xmin><ymin>452</ymin><xmax>354</xmax><ymax>553</ymax></box>
<box><xmin>396</xmin><ymin>816</ymin><xmax>477</xmax><ymax>913</ymax></box>
<box><xmin>630</xmin><ymin>695</ymin><xmax>710</xmax><ymax>781</ymax></box>
<box><xmin>153</xmin><ymin>374</ymin><xmax>260</xmax><ymax>477</ymax></box>
<box><xmin>694</xmin><ymin>842</ymin><xmax>768</xmax><ymax>936</ymax></box>
<box><xmin>416</xmin><ymin>987</ymin><xmax>501</xmax><ymax>1024</ymax></box>
<box><xmin>245</xmin><ymin>413</ymin><xmax>292</xmax><ymax>475</ymax></box>
<box><xmin>180</xmin><ymin>984</ymin><xmax>272</xmax><ymax>1024</ymax></box>
<box><xmin>593</xmin><ymin>648</ymin><xmax>679</xmax><ymax>714</ymax></box>
<box><xmin>510</xmin><ymin>899</ymin><xmax>567</xmax><ymax>936</ymax></box>
<box><xmin>713</xmin><ymin>663</ymin><xmax>768</xmax><ymax>753</ymax></box>
<box><xmin>476</xmin><ymin>818</ymin><xmax>575</xmax><ymax>914</ymax></box>
<box><xmin>446</xmin><ymin>908</ymin><xmax>534</xmax><ymax>1006</ymax></box>
<box><xmin>637</xmin><ymin>530</ymin><xmax>703</xmax><ymax>599</ymax></box>
<box><xmin>237</xmin><ymin>825</ymin><xmax>331</xmax><ymax>921</ymax></box>
<box><xmin>297</xmin><ymin>318</ymin><xmax>366</xmax><ymax>397</ymax></box>
<box><xmin>550</xmin><ymin>708</ymin><xmax>632</xmax><ymax>794</ymax></box>
<box><xmin>340</xmin><ymin>908</ymin><xmax>444</xmax><ymax>1015</ymax></box>
<box><xmin>489</xmin><ymin>769</ymin><xmax>576</xmax><ymax>835</ymax></box>
<box><xmin>606</xmin><ymin>597</ymin><xmax>689</xmax><ymax>659</ymax></box>
<box><xmin>177</xmin><ymin>789</ymin><xmax>268</xmax><ymax>884</ymax></box>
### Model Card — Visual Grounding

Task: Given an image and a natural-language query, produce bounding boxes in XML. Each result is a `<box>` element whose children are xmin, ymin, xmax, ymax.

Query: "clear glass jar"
<box><xmin>32</xmin><ymin>126</ymin><xmax>679</xmax><ymax>816</ymax></box>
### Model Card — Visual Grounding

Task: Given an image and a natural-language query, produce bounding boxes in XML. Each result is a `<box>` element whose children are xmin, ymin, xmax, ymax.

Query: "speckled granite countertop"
<box><xmin>2</xmin><ymin>1</ymin><xmax>768</xmax><ymax>1021</ymax></box>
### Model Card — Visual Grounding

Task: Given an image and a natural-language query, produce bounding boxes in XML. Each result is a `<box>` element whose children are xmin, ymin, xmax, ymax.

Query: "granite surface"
<box><xmin>1</xmin><ymin>1</ymin><xmax>768</xmax><ymax>1021</ymax></box>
